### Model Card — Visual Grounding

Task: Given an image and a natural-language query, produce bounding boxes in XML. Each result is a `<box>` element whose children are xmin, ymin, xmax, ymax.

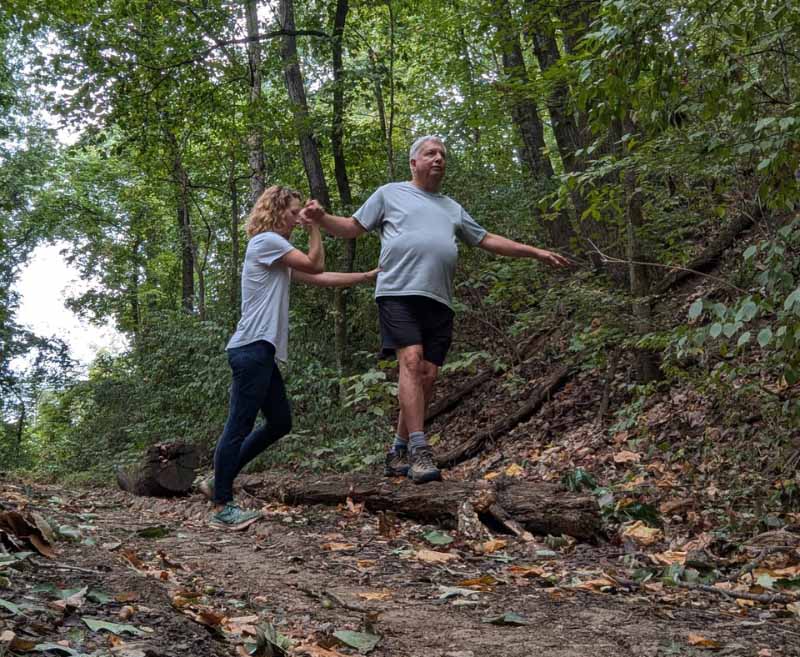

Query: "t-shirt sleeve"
<box><xmin>253</xmin><ymin>232</ymin><xmax>294</xmax><ymax>266</ymax></box>
<box><xmin>352</xmin><ymin>187</ymin><xmax>385</xmax><ymax>232</ymax></box>
<box><xmin>456</xmin><ymin>207</ymin><xmax>488</xmax><ymax>246</ymax></box>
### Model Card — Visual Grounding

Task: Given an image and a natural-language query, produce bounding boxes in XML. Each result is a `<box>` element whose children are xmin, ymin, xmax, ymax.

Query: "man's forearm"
<box><xmin>318</xmin><ymin>212</ymin><xmax>363</xmax><ymax>239</ymax></box>
<box><xmin>480</xmin><ymin>233</ymin><xmax>541</xmax><ymax>258</ymax></box>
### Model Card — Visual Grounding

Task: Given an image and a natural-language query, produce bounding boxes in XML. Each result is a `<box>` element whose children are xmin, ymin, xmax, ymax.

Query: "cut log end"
<box><xmin>117</xmin><ymin>442</ymin><xmax>200</xmax><ymax>497</ymax></box>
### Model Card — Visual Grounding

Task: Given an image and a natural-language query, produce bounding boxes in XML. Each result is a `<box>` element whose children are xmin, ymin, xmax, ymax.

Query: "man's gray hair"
<box><xmin>409</xmin><ymin>135</ymin><xmax>446</xmax><ymax>162</ymax></box>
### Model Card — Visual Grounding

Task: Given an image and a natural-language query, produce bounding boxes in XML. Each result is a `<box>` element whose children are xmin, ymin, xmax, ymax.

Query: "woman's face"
<box><xmin>277</xmin><ymin>198</ymin><xmax>302</xmax><ymax>237</ymax></box>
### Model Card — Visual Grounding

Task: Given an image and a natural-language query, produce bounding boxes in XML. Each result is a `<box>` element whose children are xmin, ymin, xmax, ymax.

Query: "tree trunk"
<box><xmin>528</xmin><ymin>17</ymin><xmax>590</xmax><ymax>221</ymax></box>
<box><xmin>279</xmin><ymin>0</ymin><xmax>331</xmax><ymax>208</ymax></box>
<box><xmin>623</xmin><ymin>116</ymin><xmax>660</xmax><ymax>382</ymax></box>
<box><xmin>164</xmin><ymin>128</ymin><xmax>195</xmax><ymax>314</ymax></box>
<box><xmin>248</xmin><ymin>473</ymin><xmax>601</xmax><ymax>540</ymax></box>
<box><xmin>246</xmin><ymin>0</ymin><xmax>266</xmax><ymax>205</ymax></box>
<box><xmin>116</xmin><ymin>442</ymin><xmax>200</xmax><ymax>497</ymax></box>
<box><xmin>331</xmin><ymin>0</ymin><xmax>356</xmax><ymax>375</ymax></box>
<box><xmin>369</xmin><ymin>49</ymin><xmax>394</xmax><ymax>181</ymax></box>
<box><xmin>493</xmin><ymin>0</ymin><xmax>574</xmax><ymax>248</ymax></box>
<box><xmin>229</xmin><ymin>163</ymin><xmax>241</xmax><ymax>328</ymax></box>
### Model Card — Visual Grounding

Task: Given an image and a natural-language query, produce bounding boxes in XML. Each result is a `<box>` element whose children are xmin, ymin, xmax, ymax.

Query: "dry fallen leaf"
<box><xmin>476</xmin><ymin>539</ymin><xmax>507</xmax><ymax>554</ymax></box>
<box><xmin>650</xmin><ymin>551</ymin><xmax>687</xmax><ymax>565</ymax></box>
<box><xmin>322</xmin><ymin>542</ymin><xmax>355</xmax><ymax>552</ymax></box>
<box><xmin>483</xmin><ymin>471</ymin><xmax>501</xmax><ymax>481</ymax></box>
<box><xmin>687</xmin><ymin>633</ymin><xmax>721</xmax><ymax>650</ymax></box>
<box><xmin>356</xmin><ymin>590</ymin><xmax>392</xmax><ymax>601</ymax></box>
<box><xmin>296</xmin><ymin>643</ymin><xmax>349</xmax><ymax>657</ymax></box>
<box><xmin>621</xmin><ymin>521</ymin><xmax>662</xmax><ymax>546</ymax></box>
<box><xmin>458</xmin><ymin>575</ymin><xmax>497</xmax><ymax>590</ymax></box>
<box><xmin>613</xmin><ymin>450</ymin><xmax>641</xmax><ymax>464</ymax></box>
<box><xmin>415</xmin><ymin>549</ymin><xmax>458</xmax><ymax>563</ymax></box>
<box><xmin>573</xmin><ymin>576</ymin><xmax>616</xmax><ymax>592</ymax></box>
<box><xmin>504</xmin><ymin>463</ymin><xmax>524</xmax><ymax>478</ymax></box>
<box><xmin>507</xmin><ymin>565</ymin><xmax>546</xmax><ymax>578</ymax></box>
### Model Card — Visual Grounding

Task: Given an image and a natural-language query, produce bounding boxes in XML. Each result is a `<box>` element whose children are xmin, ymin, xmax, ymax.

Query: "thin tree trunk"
<box><xmin>528</xmin><ymin>19</ymin><xmax>590</xmax><ymax>221</ymax></box>
<box><xmin>369</xmin><ymin>49</ymin><xmax>393</xmax><ymax>181</ymax></box>
<box><xmin>493</xmin><ymin>0</ymin><xmax>574</xmax><ymax>248</ymax></box>
<box><xmin>164</xmin><ymin>129</ymin><xmax>195</xmax><ymax>313</ymax></box>
<box><xmin>623</xmin><ymin>116</ymin><xmax>660</xmax><ymax>382</ymax></box>
<box><xmin>228</xmin><ymin>161</ymin><xmax>241</xmax><ymax>327</ymax></box>
<box><xmin>331</xmin><ymin>0</ymin><xmax>356</xmax><ymax>374</ymax></box>
<box><xmin>246</xmin><ymin>0</ymin><xmax>266</xmax><ymax>204</ymax></box>
<box><xmin>279</xmin><ymin>0</ymin><xmax>331</xmax><ymax>208</ymax></box>
<box><xmin>129</xmin><ymin>233</ymin><xmax>141</xmax><ymax>336</ymax></box>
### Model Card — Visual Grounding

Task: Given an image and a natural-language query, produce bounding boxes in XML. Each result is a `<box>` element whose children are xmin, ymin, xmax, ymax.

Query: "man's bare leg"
<box><xmin>393</xmin><ymin>346</ymin><xmax>441</xmax><ymax>482</ymax></box>
<box><xmin>396</xmin><ymin>358</ymin><xmax>438</xmax><ymax>439</ymax></box>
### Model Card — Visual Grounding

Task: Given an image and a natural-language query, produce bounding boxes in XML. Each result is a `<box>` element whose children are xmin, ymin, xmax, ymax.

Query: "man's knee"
<box><xmin>398</xmin><ymin>347</ymin><xmax>426</xmax><ymax>380</ymax></box>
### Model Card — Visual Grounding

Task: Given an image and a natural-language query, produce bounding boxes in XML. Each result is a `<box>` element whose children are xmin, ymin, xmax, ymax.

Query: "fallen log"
<box><xmin>652</xmin><ymin>210</ymin><xmax>758</xmax><ymax>295</ymax></box>
<box><xmin>250</xmin><ymin>473</ymin><xmax>601</xmax><ymax>541</ymax></box>
<box><xmin>435</xmin><ymin>363</ymin><xmax>574</xmax><ymax>469</ymax></box>
<box><xmin>116</xmin><ymin>442</ymin><xmax>200</xmax><ymax>497</ymax></box>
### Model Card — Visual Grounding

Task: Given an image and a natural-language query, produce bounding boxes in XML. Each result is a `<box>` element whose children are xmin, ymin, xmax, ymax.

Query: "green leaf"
<box><xmin>723</xmin><ymin>323</ymin><xmax>738</xmax><ymax>338</ymax></box>
<box><xmin>136</xmin><ymin>526</ymin><xmax>170</xmax><ymax>539</ymax></box>
<box><xmin>31</xmin><ymin>643</ymin><xmax>80</xmax><ymax>656</ymax></box>
<box><xmin>334</xmin><ymin>630</ymin><xmax>381</xmax><ymax>653</ymax></box>
<box><xmin>562</xmin><ymin>467</ymin><xmax>598</xmax><ymax>492</ymax></box>
<box><xmin>57</xmin><ymin>525</ymin><xmax>82</xmax><ymax>540</ymax></box>
<box><xmin>82</xmin><ymin>617</ymin><xmax>145</xmax><ymax>636</ymax></box>
<box><xmin>87</xmin><ymin>589</ymin><xmax>113</xmax><ymax>604</ymax></box>
<box><xmin>784</xmin><ymin>288</ymin><xmax>800</xmax><ymax>311</ymax></box>
<box><xmin>0</xmin><ymin>597</ymin><xmax>22</xmax><ymax>614</ymax></box>
<box><xmin>709</xmin><ymin>323</ymin><xmax>722</xmax><ymax>338</ymax></box>
<box><xmin>737</xmin><ymin>331</ymin><xmax>751</xmax><ymax>347</ymax></box>
<box><xmin>756</xmin><ymin>573</ymin><xmax>776</xmax><ymax>589</ymax></box>
<box><xmin>737</xmin><ymin>299</ymin><xmax>758</xmax><ymax>322</ymax></box>
<box><xmin>482</xmin><ymin>611</ymin><xmax>529</xmax><ymax>626</ymax></box>
<box><xmin>688</xmin><ymin>299</ymin><xmax>703</xmax><ymax>320</ymax></box>
<box><xmin>424</xmin><ymin>530</ymin><xmax>454</xmax><ymax>546</ymax></box>
<box><xmin>757</xmin><ymin>327</ymin><xmax>773</xmax><ymax>347</ymax></box>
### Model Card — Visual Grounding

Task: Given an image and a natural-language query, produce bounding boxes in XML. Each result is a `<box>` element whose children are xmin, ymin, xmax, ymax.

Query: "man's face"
<box><xmin>411</xmin><ymin>140</ymin><xmax>446</xmax><ymax>186</ymax></box>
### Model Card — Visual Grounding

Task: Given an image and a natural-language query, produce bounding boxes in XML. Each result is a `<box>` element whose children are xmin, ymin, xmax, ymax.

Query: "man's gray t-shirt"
<box><xmin>353</xmin><ymin>182</ymin><xmax>487</xmax><ymax>308</ymax></box>
<box><xmin>226</xmin><ymin>231</ymin><xmax>294</xmax><ymax>361</ymax></box>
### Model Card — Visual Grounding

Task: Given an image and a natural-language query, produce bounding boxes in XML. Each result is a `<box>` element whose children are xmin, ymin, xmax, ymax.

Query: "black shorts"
<box><xmin>376</xmin><ymin>296</ymin><xmax>454</xmax><ymax>366</ymax></box>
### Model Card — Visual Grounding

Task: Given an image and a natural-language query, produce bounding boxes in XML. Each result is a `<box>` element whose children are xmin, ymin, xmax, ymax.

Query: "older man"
<box><xmin>303</xmin><ymin>135</ymin><xmax>570</xmax><ymax>483</ymax></box>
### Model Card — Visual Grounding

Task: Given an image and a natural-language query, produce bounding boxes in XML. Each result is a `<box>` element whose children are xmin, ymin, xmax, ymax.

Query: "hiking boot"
<box><xmin>384</xmin><ymin>447</ymin><xmax>410</xmax><ymax>477</ymax></box>
<box><xmin>197</xmin><ymin>475</ymin><xmax>214</xmax><ymax>500</ymax></box>
<box><xmin>209</xmin><ymin>503</ymin><xmax>261</xmax><ymax>531</ymax></box>
<box><xmin>408</xmin><ymin>447</ymin><xmax>442</xmax><ymax>484</ymax></box>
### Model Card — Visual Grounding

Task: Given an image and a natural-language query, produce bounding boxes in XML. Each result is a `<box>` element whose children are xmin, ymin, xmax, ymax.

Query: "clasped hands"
<box><xmin>298</xmin><ymin>199</ymin><xmax>325</xmax><ymax>228</ymax></box>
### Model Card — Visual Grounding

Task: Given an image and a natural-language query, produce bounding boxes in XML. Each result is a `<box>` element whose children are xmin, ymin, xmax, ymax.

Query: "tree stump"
<box><xmin>116</xmin><ymin>442</ymin><xmax>200</xmax><ymax>497</ymax></box>
<box><xmin>249</xmin><ymin>473</ymin><xmax>602</xmax><ymax>541</ymax></box>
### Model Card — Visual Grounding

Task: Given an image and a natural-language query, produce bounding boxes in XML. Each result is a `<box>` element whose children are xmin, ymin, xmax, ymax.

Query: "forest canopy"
<box><xmin>1</xmin><ymin>0</ymin><xmax>799</xmax><ymax>481</ymax></box>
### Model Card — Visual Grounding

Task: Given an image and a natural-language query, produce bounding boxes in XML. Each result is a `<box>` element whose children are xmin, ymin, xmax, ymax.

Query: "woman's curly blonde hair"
<box><xmin>246</xmin><ymin>185</ymin><xmax>302</xmax><ymax>238</ymax></box>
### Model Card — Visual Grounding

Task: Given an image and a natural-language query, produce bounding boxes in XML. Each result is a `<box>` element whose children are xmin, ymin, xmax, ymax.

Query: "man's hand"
<box><xmin>300</xmin><ymin>199</ymin><xmax>325</xmax><ymax>226</ymax></box>
<box><xmin>533</xmin><ymin>248</ymin><xmax>572</xmax><ymax>269</ymax></box>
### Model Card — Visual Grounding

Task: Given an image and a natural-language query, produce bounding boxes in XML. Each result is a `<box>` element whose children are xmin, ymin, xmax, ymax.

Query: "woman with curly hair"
<box><xmin>206</xmin><ymin>185</ymin><xmax>378</xmax><ymax>530</ymax></box>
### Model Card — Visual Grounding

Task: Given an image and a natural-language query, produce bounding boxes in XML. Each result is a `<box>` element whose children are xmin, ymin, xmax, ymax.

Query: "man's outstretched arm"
<box><xmin>302</xmin><ymin>200</ymin><xmax>366</xmax><ymax>239</ymax></box>
<box><xmin>478</xmin><ymin>232</ymin><xmax>572</xmax><ymax>268</ymax></box>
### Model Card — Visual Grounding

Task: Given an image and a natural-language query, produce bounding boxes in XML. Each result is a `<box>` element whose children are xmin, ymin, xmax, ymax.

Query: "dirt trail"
<box><xmin>2</xmin><ymin>480</ymin><xmax>798</xmax><ymax>657</ymax></box>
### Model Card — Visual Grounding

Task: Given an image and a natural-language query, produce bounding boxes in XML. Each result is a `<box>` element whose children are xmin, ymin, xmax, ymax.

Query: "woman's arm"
<box><xmin>277</xmin><ymin>225</ymin><xmax>325</xmax><ymax>274</ymax></box>
<box><xmin>293</xmin><ymin>267</ymin><xmax>380</xmax><ymax>287</ymax></box>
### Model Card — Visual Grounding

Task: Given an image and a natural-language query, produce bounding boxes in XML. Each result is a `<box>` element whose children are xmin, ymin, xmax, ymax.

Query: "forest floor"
<box><xmin>2</xmin><ymin>475</ymin><xmax>799</xmax><ymax>657</ymax></box>
<box><xmin>5</xmin><ymin>313</ymin><xmax>800</xmax><ymax>656</ymax></box>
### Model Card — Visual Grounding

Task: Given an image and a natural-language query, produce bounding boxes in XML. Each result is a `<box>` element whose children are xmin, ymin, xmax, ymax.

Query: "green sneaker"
<box><xmin>408</xmin><ymin>446</ymin><xmax>442</xmax><ymax>484</ymax></box>
<box><xmin>384</xmin><ymin>447</ymin><xmax>410</xmax><ymax>477</ymax></box>
<box><xmin>197</xmin><ymin>475</ymin><xmax>214</xmax><ymax>500</ymax></box>
<box><xmin>209</xmin><ymin>503</ymin><xmax>261</xmax><ymax>531</ymax></box>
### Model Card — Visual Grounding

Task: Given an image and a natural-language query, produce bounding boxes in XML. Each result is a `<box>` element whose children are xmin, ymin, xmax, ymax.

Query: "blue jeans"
<box><xmin>213</xmin><ymin>340</ymin><xmax>292</xmax><ymax>504</ymax></box>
